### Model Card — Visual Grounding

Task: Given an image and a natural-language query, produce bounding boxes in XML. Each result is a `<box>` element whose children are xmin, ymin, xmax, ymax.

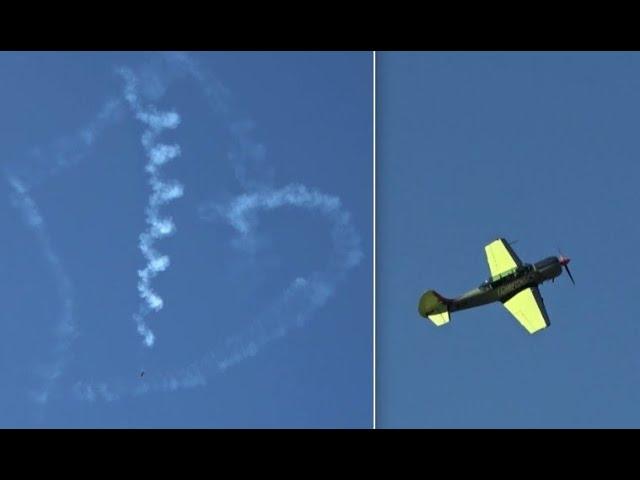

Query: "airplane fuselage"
<box><xmin>449</xmin><ymin>256</ymin><xmax>563</xmax><ymax>312</ymax></box>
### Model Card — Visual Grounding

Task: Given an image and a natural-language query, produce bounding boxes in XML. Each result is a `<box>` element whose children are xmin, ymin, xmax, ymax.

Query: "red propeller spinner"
<box><xmin>558</xmin><ymin>255</ymin><xmax>575</xmax><ymax>284</ymax></box>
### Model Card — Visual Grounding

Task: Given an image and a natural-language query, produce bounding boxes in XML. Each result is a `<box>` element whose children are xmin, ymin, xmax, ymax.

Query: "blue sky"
<box><xmin>376</xmin><ymin>52</ymin><xmax>640</xmax><ymax>428</ymax></box>
<box><xmin>0</xmin><ymin>52</ymin><xmax>372</xmax><ymax>427</ymax></box>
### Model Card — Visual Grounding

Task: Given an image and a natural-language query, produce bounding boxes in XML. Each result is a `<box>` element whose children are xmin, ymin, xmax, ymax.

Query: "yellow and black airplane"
<box><xmin>418</xmin><ymin>238</ymin><xmax>574</xmax><ymax>334</ymax></box>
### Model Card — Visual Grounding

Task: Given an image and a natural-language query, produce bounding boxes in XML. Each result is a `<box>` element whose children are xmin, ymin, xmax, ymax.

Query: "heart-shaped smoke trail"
<box><xmin>7</xmin><ymin>53</ymin><xmax>365</xmax><ymax>405</ymax></box>
<box><xmin>199</xmin><ymin>184</ymin><xmax>363</xmax><ymax>370</ymax></box>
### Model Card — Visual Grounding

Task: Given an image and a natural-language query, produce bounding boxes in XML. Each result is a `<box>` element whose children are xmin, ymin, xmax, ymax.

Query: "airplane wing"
<box><xmin>484</xmin><ymin>238</ymin><xmax>522</xmax><ymax>277</ymax></box>
<box><xmin>502</xmin><ymin>286</ymin><xmax>550</xmax><ymax>334</ymax></box>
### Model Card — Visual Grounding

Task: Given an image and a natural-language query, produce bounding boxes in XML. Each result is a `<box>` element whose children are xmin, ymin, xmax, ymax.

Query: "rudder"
<box><xmin>418</xmin><ymin>290</ymin><xmax>451</xmax><ymax>326</ymax></box>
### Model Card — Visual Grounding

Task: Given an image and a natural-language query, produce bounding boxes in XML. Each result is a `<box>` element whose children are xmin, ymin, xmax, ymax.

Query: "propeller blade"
<box><xmin>564</xmin><ymin>265</ymin><xmax>575</xmax><ymax>285</ymax></box>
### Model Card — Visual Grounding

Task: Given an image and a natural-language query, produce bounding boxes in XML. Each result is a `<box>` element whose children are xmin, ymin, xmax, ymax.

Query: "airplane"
<box><xmin>418</xmin><ymin>238</ymin><xmax>574</xmax><ymax>334</ymax></box>
<box><xmin>140</xmin><ymin>370</ymin><xmax>145</xmax><ymax>378</ymax></box>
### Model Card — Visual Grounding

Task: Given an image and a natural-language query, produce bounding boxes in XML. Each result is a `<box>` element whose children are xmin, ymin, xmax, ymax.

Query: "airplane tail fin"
<box><xmin>418</xmin><ymin>290</ymin><xmax>451</xmax><ymax>326</ymax></box>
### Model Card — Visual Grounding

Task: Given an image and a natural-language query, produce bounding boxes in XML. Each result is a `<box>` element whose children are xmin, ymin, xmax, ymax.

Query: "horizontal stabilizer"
<box><xmin>428</xmin><ymin>310</ymin><xmax>450</xmax><ymax>326</ymax></box>
<box><xmin>418</xmin><ymin>290</ymin><xmax>451</xmax><ymax>326</ymax></box>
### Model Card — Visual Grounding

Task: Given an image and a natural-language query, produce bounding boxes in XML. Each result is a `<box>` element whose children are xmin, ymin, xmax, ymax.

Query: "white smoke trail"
<box><xmin>6</xmin><ymin>175</ymin><xmax>77</xmax><ymax>404</ymax></box>
<box><xmin>4</xmin><ymin>84</ymin><xmax>125</xmax><ymax>408</ymax></box>
<box><xmin>148</xmin><ymin>185</ymin><xmax>362</xmax><ymax>392</ymax></box>
<box><xmin>11</xmin><ymin>98</ymin><xmax>124</xmax><ymax>191</ymax></box>
<box><xmin>72</xmin><ymin>183</ymin><xmax>363</xmax><ymax>401</ymax></box>
<box><xmin>198</xmin><ymin>184</ymin><xmax>363</xmax><ymax>368</ymax></box>
<box><xmin>167</xmin><ymin>53</ymin><xmax>273</xmax><ymax>190</ymax></box>
<box><xmin>71</xmin><ymin>55</ymin><xmax>365</xmax><ymax>401</ymax></box>
<box><xmin>119</xmin><ymin>68</ymin><xmax>184</xmax><ymax>348</ymax></box>
<box><xmin>72</xmin><ymin>381</ymin><xmax>118</xmax><ymax>403</ymax></box>
<box><xmin>7</xmin><ymin>56</ymin><xmax>189</xmax><ymax>405</ymax></box>
<box><xmin>4</xmin><ymin>53</ymin><xmax>365</xmax><ymax>403</ymax></box>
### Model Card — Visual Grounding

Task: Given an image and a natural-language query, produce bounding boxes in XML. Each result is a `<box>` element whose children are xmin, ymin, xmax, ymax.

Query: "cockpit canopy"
<box><xmin>534</xmin><ymin>256</ymin><xmax>558</xmax><ymax>270</ymax></box>
<box><xmin>479</xmin><ymin>263</ymin><xmax>533</xmax><ymax>289</ymax></box>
